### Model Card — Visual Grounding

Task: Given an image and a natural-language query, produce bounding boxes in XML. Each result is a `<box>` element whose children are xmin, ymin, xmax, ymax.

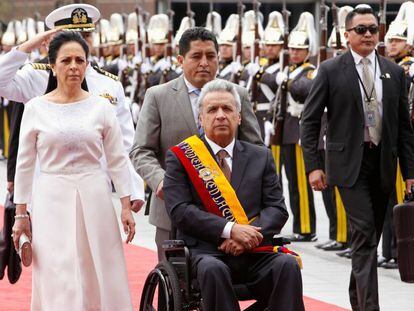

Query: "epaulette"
<box><xmin>31</xmin><ymin>63</ymin><xmax>51</xmax><ymax>70</ymax></box>
<box><xmin>92</xmin><ymin>65</ymin><xmax>119</xmax><ymax>81</ymax></box>
<box><xmin>259</xmin><ymin>58</ymin><xmax>268</xmax><ymax>67</ymax></box>
<box><xmin>399</xmin><ymin>56</ymin><xmax>414</xmax><ymax>67</ymax></box>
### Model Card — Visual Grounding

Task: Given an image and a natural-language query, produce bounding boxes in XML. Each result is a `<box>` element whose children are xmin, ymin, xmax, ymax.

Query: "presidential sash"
<box><xmin>171</xmin><ymin>135</ymin><xmax>302</xmax><ymax>267</ymax></box>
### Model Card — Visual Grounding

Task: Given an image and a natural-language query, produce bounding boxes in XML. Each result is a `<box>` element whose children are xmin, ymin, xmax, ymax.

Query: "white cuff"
<box><xmin>221</xmin><ymin>222</ymin><xmax>235</xmax><ymax>239</ymax></box>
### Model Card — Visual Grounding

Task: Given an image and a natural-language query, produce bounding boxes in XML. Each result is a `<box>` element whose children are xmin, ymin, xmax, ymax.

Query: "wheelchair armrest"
<box><xmin>272</xmin><ymin>234</ymin><xmax>291</xmax><ymax>246</ymax></box>
<box><xmin>162</xmin><ymin>239</ymin><xmax>186</xmax><ymax>250</ymax></box>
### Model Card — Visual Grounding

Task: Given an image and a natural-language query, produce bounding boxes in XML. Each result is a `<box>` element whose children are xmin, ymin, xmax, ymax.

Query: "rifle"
<box><xmin>271</xmin><ymin>0</ymin><xmax>290</xmax><ymax>146</ymax></box>
<box><xmin>161</xmin><ymin>0</ymin><xmax>174</xmax><ymax>84</ymax></box>
<box><xmin>120</xmin><ymin>13</ymin><xmax>130</xmax><ymax>87</ymax></box>
<box><xmin>251</xmin><ymin>0</ymin><xmax>261</xmax><ymax>109</ymax></box>
<box><xmin>377</xmin><ymin>0</ymin><xmax>387</xmax><ymax>57</ymax></box>
<box><xmin>331</xmin><ymin>0</ymin><xmax>342</xmax><ymax>51</ymax></box>
<box><xmin>208</xmin><ymin>0</ymin><xmax>216</xmax><ymax>36</ymax></box>
<box><xmin>319</xmin><ymin>0</ymin><xmax>329</xmax><ymax>64</ymax></box>
<box><xmin>132</xmin><ymin>6</ymin><xmax>144</xmax><ymax>106</ymax></box>
<box><xmin>230</xmin><ymin>0</ymin><xmax>244</xmax><ymax>84</ymax></box>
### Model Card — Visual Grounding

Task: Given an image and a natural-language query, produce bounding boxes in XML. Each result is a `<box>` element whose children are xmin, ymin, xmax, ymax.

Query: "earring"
<box><xmin>52</xmin><ymin>71</ymin><xmax>56</xmax><ymax>77</ymax></box>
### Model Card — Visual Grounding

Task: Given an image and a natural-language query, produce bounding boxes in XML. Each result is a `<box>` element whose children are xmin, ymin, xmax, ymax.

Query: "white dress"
<box><xmin>14</xmin><ymin>95</ymin><xmax>133</xmax><ymax>311</ymax></box>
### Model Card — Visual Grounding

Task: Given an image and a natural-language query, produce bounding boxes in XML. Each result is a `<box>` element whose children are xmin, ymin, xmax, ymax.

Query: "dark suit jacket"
<box><xmin>163</xmin><ymin>137</ymin><xmax>288</xmax><ymax>254</ymax></box>
<box><xmin>301</xmin><ymin>50</ymin><xmax>414</xmax><ymax>191</ymax></box>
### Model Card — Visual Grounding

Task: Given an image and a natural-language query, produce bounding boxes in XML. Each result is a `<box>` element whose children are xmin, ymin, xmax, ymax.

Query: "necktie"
<box><xmin>192</xmin><ymin>89</ymin><xmax>204</xmax><ymax>135</ymax></box>
<box><xmin>361</xmin><ymin>58</ymin><xmax>381</xmax><ymax>145</ymax></box>
<box><xmin>217</xmin><ymin>149</ymin><xmax>231</xmax><ymax>182</ymax></box>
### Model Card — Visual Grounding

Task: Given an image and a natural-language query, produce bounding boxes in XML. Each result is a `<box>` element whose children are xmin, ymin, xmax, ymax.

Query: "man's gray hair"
<box><xmin>197</xmin><ymin>79</ymin><xmax>242</xmax><ymax>112</ymax></box>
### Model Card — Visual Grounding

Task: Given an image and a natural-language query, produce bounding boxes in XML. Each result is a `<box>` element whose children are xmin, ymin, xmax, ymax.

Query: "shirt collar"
<box><xmin>204</xmin><ymin>135</ymin><xmax>235</xmax><ymax>159</ymax></box>
<box><xmin>350</xmin><ymin>48</ymin><xmax>377</xmax><ymax>65</ymax></box>
<box><xmin>183</xmin><ymin>76</ymin><xmax>199</xmax><ymax>94</ymax></box>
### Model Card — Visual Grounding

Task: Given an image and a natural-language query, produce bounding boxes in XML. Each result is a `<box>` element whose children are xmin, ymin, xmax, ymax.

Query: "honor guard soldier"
<box><xmin>145</xmin><ymin>14</ymin><xmax>170</xmax><ymax>88</ymax></box>
<box><xmin>0</xmin><ymin>3</ymin><xmax>145</xmax><ymax>211</ymax></box>
<box><xmin>273</xmin><ymin>12</ymin><xmax>318</xmax><ymax>242</ymax></box>
<box><xmin>103</xmin><ymin>13</ymin><xmax>125</xmax><ymax>76</ymax></box>
<box><xmin>217</xmin><ymin>14</ymin><xmax>239</xmax><ymax>81</ymax></box>
<box><xmin>254</xmin><ymin>11</ymin><xmax>284</xmax><ymax>140</ymax></box>
<box><xmin>97</xmin><ymin>19</ymin><xmax>112</xmax><ymax>67</ymax></box>
<box><xmin>239</xmin><ymin>10</ymin><xmax>264</xmax><ymax>88</ymax></box>
<box><xmin>378</xmin><ymin>1</ymin><xmax>414</xmax><ymax>269</ymax></box>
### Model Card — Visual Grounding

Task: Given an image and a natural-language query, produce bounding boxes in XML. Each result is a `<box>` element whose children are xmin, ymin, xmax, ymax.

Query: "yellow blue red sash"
<box><xmin>171</xmin><ymin>136</ymin><xmax>302</xmax><ymax>267</ymax></box>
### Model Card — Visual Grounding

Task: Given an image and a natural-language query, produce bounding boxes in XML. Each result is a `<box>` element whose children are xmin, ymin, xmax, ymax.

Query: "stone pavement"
<box><xmin>1</xmin><ymin>161</ymin><xmax>412</xmax><ymax>310</ymax></box>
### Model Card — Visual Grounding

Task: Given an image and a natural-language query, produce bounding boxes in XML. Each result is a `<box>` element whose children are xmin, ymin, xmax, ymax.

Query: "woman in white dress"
<box><xmin>11</xmin><ymin>31</ymin><xmax>136</xmax><ymax>310</ymax></box>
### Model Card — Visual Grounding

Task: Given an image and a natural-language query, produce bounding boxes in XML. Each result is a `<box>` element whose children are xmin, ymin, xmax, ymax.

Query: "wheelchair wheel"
<box><xmin>140</xmin><ymin>260</ymin><xmax>183</xmax><ymax>311</ymax></box>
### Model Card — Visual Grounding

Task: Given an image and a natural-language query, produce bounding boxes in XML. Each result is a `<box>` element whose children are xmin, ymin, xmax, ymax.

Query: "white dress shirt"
<box><xmin>205</xmin><ymin>135</ymin><xmax>236</xmax><ymax>239</ymax></box>
<box><xmin>183</xmin><ymin>76</ymin><xmax>201</xmax><ymax>125</ymax></box>
<box><xmin>350</xmin><ymin>49</ymin><xmax>383</xmax><ymax>141</ymax></box>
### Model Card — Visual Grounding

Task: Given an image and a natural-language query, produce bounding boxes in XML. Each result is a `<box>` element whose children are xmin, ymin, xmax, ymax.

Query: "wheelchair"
<box><xmin>139</xmin><ymin>235</ymin><xmax>292</xmax><ymax>311</ymax></box>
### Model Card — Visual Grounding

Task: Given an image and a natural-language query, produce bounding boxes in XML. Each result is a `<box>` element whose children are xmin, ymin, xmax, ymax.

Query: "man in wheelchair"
<box><xmin>163</xmin><ymin>80</ymin><xmax>305</xmax><ymax>311</ymax></box>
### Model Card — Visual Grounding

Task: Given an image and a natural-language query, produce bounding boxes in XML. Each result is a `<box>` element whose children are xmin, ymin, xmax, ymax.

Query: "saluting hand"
<box><xmin>18</xmin><ymin>28</ymin><xmax>60</xmax><ymax>54</ymax></box>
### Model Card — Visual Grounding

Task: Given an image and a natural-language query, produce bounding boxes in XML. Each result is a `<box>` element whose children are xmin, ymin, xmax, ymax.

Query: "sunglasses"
<box><xmin>346</xmin><ymin>24</ymin><xmax>379</xmax><ymax>35</ymax></box>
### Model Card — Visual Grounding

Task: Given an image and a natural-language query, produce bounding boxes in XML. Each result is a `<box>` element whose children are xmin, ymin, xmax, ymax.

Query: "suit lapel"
<box><xmin>342</xmin><ymin>51</ymin><xmax>364</xmax><ymax>120</ymax></box>
<box><xmin>231</xmin><ymin>141</ymin><xmax>248</xmax><ymax>192</ymax></box>
<box><xmin>172</xmin><ymin>75</ymin><xmax>198</xmax><ymax>134</ymax></box>
<box><xmin>377</xmin><ymin>55</ymin><xmax>391</xmax><ymax>118</ymax></box>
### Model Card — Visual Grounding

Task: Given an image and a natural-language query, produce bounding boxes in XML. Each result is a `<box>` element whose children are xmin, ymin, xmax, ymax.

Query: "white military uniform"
<box><xmin>0</xmin><ymin>47</ymin><xmax>145</xmax><ymax>201</ymax></box>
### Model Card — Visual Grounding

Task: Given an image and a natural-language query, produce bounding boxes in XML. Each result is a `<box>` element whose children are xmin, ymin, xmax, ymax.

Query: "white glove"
<box><xmin>409</xmin><ymin>63</ymin><xmax>414</xmax><ymax>78</ymax></box>
<box><xmin>245</xmin><ymin>62</ymin><xmax>261</xmax><ymax>77</ymax></box>
<box><xmin>154</xmin><ymin>58</ymin><xmax>171</xmax><ymax>72</ymax></box>
<box><xmin>264</xmin><ymin>121</ymin><xmax>275</xmax><ymax>147</ymax></box>
<box><xmin>117</xmin><ymin>58</ymin><xmax>128</xmax><ymax>72</ymax></box>
<box><xmin>140</xmin><ymin>62</ymin><xmax>152</xmax><ymax>74</ymax></box>
<box><xmin>132</xmin><ymin>54</ymin><xmax>143</xmax><ymax>66</ymax></box>
<box><xmin>276</xmin><ymin>71</ymin><xmax>288</xmax><ymax>86</ymax></box>
<box><xmin>230</xmin><ymin>61</ymin><xmax>244</xmax><ymax>74</ymax></box>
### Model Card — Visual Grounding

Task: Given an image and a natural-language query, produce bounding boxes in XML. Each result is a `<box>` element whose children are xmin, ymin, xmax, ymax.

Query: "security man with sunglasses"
<box><xmin>301</xmin><ymin>6</ymin><xmax>414</xmax><ymax>311</ymax></box>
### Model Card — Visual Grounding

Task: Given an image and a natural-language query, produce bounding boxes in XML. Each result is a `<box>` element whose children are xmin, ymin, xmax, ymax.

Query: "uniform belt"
<box><xmin>256</xmin><ymin>103</ymin><xmax>271</xmax><ymax>111</ymax></box>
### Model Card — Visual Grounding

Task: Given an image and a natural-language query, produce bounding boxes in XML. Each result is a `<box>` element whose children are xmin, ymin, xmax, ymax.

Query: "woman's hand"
<box><xmin>12</xmin><ymin>204</ymin><xmax>32</xmax><ymax>251</ymax></box>
<box><xmin>121</xmin><ymin>207</ymin><xmax>136</xmax><ymax>243</ymax></box>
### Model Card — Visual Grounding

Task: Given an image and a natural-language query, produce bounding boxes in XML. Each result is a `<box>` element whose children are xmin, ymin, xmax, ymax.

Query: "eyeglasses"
<box><xmin>346</xmin><ymin>24</ymin><xmax>379</xmax><ymax>35</ymax></box>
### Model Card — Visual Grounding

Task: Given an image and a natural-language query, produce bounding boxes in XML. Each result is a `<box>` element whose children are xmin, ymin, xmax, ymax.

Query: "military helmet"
<box><xmin>108</xmin><ymin>13</ymin><xmax>124</xmax><ymax>45</ymax></box>
<box><xmin>205</xmin><ymin>11</ymin><xmax>222</xmax><ymax>38</ymax></box>
<box><xmin>174</xmin><ymin>16</ymin><xmax>195</xmax><ymax>46</ymax></box>
<box><xmin>1</xmin><ymin>20</ymin><xmax>16</xmax><ymax>46</ymax></box>
<box><xmin>263</xmin><ymin>11</ymin><xmax>284</xmax><ymax>45</ymax></box>
<box><xmin>218</xmin><ymin>14</ymin><xmax>239</xmax><ymax>46</ymax></box>
<box><xmin>385</xmin><ymin>1</ymin><xmax>414</xmax><ymax>45</ymax></box>
<box><xmin>148</xmin><ymin>14</ymin><xmax>169</xmax><ymax>44</ymax></box>
<box><xmin>288</xmin><ymin>12</ymin><xmax>318</xmax><ymax>56</ymax></box>
<box><xmin>242</xmin><ymin>10</ymin><xmax>263</xmax><ymax>48</ymax></box>
<box><xmin>327</xmin><ymin>6</ymin><xmax>353</xmax><ymax>49</ymax></box>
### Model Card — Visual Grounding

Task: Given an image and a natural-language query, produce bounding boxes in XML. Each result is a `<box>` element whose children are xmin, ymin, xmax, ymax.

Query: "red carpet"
<box><xmin>0</xmin><ymin>206</ymin><xmax>348</xmax><ymax>310</ymax></box>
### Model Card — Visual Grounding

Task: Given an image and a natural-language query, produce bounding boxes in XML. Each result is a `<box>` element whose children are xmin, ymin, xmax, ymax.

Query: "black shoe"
<box><xmin>287</xmin><ymin>233</ymin><xmax>318</xmax><ymax>242</ymax></box>
<box><xmin>314</xmin><ymin>240</ymin><xmax>334</xmax><ymax>249</ymax></box>
<box><xmin>382</xmin><ymin>258</ymin><xmax>398</xmax><ymax>269</ymax></box>
<box><xmin>321</xmin><ymin>241</ymin><xmax>346</xmax><ymax>251</ymax></box>
<box><xmin>336</xmin><ymin>248</ymin><xmax>352</xmax><ymax>259</ymax></box>
<box><xmin>377</xmin><ymin>257</ymin><xmax>389</xmax><ymax>267</ymax></box>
